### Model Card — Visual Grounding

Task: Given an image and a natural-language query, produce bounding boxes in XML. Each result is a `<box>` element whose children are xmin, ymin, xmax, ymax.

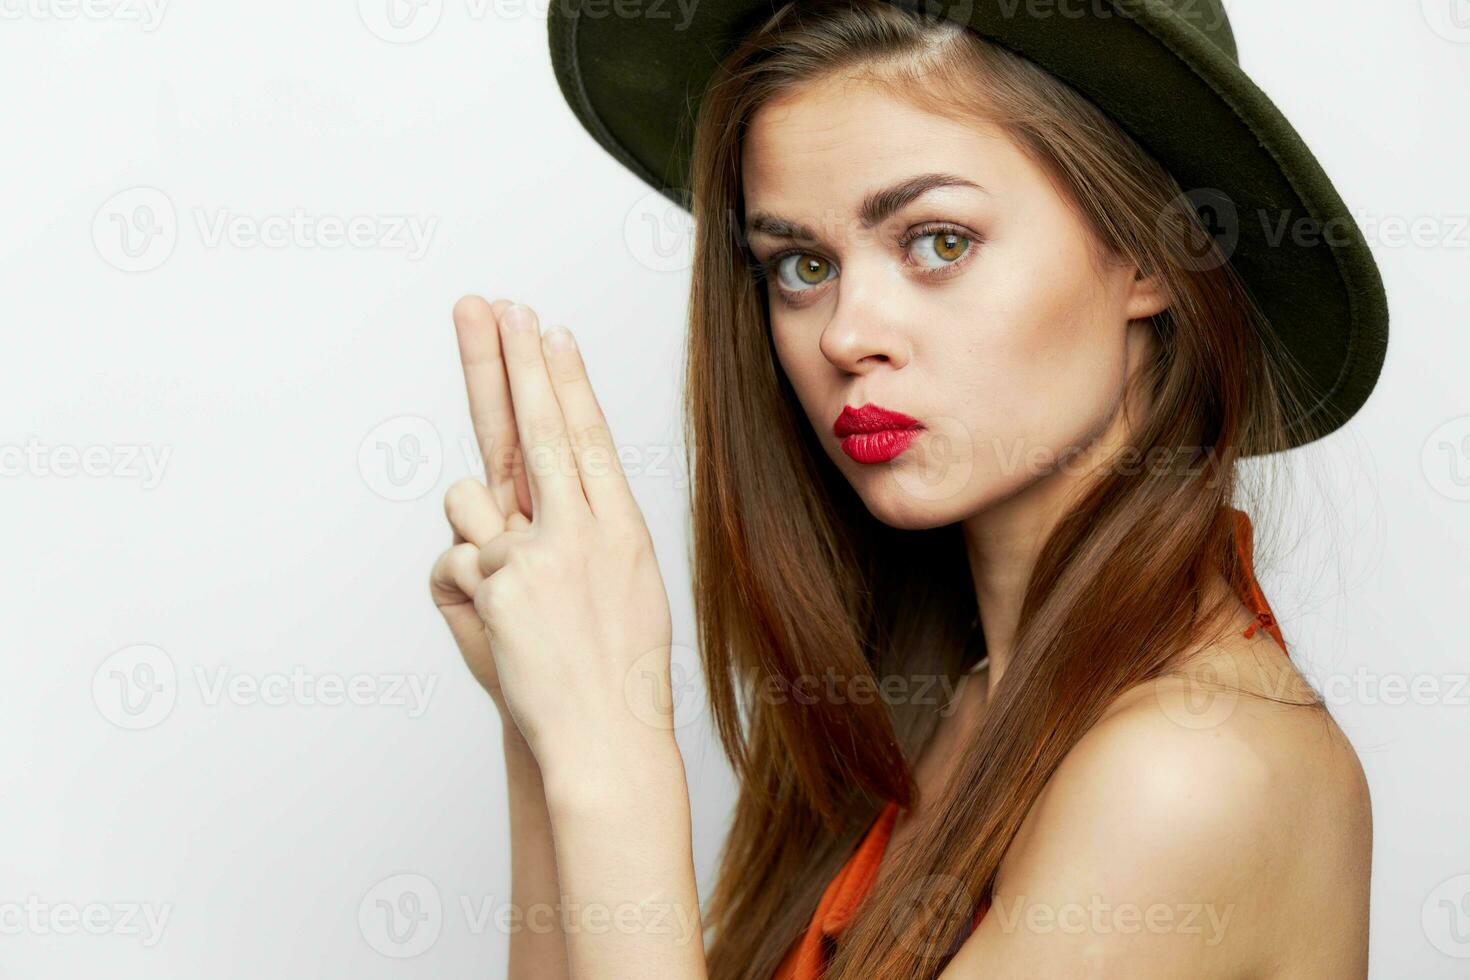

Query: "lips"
<box><xmin>833</xmin><ymin>404</ymin><xmax>924</xmax><ymax>464</ymax></box>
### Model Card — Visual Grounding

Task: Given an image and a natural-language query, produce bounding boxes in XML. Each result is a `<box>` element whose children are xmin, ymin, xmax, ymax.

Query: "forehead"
<box><xmin>741</xmin><ymin>74</ymin><xmax>1019</xmax><ymax>209</ymax></box>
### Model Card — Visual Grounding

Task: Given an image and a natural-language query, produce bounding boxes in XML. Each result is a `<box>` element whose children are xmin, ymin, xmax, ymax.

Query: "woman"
<box><xmin>430</xmin><ymin>1</ymin><xmax>1387</xmax><ymax>976</ymax></box>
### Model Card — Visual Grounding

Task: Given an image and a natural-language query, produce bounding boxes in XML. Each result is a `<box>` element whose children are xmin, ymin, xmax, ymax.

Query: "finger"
<box><xmin>538</xmin><ymin>324</ymin><xmax>640</xmax><ymax>523</ymax></box>
<box><xmin>478</xmin><ymin>528</ymin><xmax>534</xmax><ymax>578</ymax></box>
<box><xmin>429</xmin><ymin>541</ymin><xmax>484</xmax><ymax>606</ymax></box>
<box><xmin>463</xmin><ymin>508</ymin><xmax>526</xmax><ymax>545</ymax></box>
<box><xmin>497</xmin><ymin>303</ymin><xmax>586</xmax><ymax>522</ymax></box>
<box><xmin>443</xmin><ymin>476</ymin><xmax>505</xmax><ymax>548</ymax></box>
<box><xmin>452</xmin><ymin>295</ymin><xmax>534</xmax><ymax>520</ymax></box>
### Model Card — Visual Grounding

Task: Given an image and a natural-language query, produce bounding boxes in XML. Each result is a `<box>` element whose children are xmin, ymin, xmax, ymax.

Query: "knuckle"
<box><xmin>572</xmin><ymin>421</ymin><xmax>614</xmax><ymax>453</ymax></box>
<box><xmin>427</xmin><ymin>547</ymin><xmax>458</xmax><ymax>595</ymax></box>
<box><xmin>527</xmin><ymin>414</ymin><xmax>564</xmax><ymax>445</ymax></box>
<box><xmin>472</xmin><ymin>583</ymin><xmax>493</xmax><ymax>620</ymax></box>
<box><xmin>484</xmin><ymin>439</ymin><xmax>520</xmax><ymax>483</ymax></box>
<box><xmin>558</xmin><ymin>522</ymin><xmax>594</xmax><ymax>555</ymax></box>
<box><xmin>476</xmin><ymin>536</ymin><xmax>507</xmax><ymax>575</ymax></box>
<box><xmin>474</xmin><ymin>574</ymin><xmax>514</xmax><ymax>618</ymax></box>
<box><xmin>505</xmin><ymin>542</ymin><xmax>547</xmax><ymax>574</ymax></box>
<box><xmin>612</xmin><ymin>523</ymin><xmax>653</xmax><ymax>558</ymax></box>
<box><xmin>572</xmin><ymin>424</ymin><xmax>618</xmax><ymax>477</ymax></box>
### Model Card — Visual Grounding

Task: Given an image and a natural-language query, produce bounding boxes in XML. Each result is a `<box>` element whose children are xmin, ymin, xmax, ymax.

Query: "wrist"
<box><xmin>539</xmin><ymin>727</ymin><xmax>686</xmax><ymax>819</ymax></box>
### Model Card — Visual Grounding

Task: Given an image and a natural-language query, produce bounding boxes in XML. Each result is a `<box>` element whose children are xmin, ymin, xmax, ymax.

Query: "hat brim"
<box><xmin>548</xmin><ymin>0</ymin><xmax>1388</xmax><ymax>453</ymax></box>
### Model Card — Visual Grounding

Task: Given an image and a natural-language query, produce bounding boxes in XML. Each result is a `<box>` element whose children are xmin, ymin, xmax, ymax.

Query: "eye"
<box><xmin>774</xmin><ymin>252</ymin><xmax>835</xmax><ymax>292</ymax></box>
<box><xmin>906</xmin><ymin>226</ymin><xmax>972</xmax><ymax>268</ymax></box>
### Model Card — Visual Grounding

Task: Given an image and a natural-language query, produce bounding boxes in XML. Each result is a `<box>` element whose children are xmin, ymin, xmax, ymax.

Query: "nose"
<box><xmin>818</xmin><ymin>262</ymin><xmax>911</xmax><ymax>374</ymax></box>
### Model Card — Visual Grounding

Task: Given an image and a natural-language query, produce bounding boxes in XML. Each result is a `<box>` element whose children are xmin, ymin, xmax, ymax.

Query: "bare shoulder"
<box><xmin>943</xmin><ymin>632</ymin><xmax>1373</xmax><ymax>979</ymax></box>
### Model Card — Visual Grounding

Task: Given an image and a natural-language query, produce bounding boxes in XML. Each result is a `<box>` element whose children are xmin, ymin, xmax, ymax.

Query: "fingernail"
<box><xmin>503</xmin><ymin>303</ymin><xmax>534</xmax><ymax>332</ymax></box>
<box><xmin>544</xmin><ymin>325</ymin><xmax>574</xmax><ymax>351</ymax></box>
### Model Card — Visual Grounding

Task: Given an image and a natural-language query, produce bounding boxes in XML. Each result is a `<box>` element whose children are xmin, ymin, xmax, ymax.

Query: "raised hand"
<box><xmin>431</xmin><ymin>295</ymin><xmax>677</xmax><ymax>772</ymax></box>
<box><xmin>429</xmin><ymin>296</ymin><xmax>534</xmax><ymax>724</ymax></box>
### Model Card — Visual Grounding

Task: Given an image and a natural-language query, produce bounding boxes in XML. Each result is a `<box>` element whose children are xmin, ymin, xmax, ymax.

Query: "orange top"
<box><xmin>772</xmin><ymin>506</ymin><xmax>1287</xmax><ymax>980</ymax></box>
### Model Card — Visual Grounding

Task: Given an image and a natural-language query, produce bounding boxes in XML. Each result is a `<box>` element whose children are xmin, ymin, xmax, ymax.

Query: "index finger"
<box><xmin>451</xmin><ymin>294</ymin><xmax>533</xmax><ymax>519</ymax></box>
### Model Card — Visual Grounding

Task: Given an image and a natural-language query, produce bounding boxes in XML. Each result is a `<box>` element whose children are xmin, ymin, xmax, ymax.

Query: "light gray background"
<box><xmin>1</xmin><ymin>0</ymin><xmax>1465</xmax><ymax>976</ymax></box>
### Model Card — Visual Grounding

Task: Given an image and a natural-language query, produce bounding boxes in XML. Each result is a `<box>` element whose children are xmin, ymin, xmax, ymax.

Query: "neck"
<box><xmin>960</xmin><ymin>399</ymin><xmax>1141</xmax><ymax>695</ymax></box>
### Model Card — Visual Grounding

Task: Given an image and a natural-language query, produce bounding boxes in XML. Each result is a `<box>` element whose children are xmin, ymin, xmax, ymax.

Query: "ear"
<box><xmin>1124</xmin><ymin>267</ymin><xmax>1170</xmax><ymax>321</ymax></box>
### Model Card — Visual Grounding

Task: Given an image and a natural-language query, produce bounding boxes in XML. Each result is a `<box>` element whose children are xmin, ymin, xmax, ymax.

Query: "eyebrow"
<box><xmin>744</xmin><ymin>172</ymin><xmax>986</xmax><ymax>243</ymax></box>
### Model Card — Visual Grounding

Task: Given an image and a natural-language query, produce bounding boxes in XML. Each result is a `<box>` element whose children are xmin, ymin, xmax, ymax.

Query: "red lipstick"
<box><xmin>833</xmin><ymin>404</ymin><xmax>925</xmax><ymax>464</ymax></box>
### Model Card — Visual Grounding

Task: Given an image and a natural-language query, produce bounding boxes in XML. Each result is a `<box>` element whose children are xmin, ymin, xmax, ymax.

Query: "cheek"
<box><xmin>770</xmin><ymin>314</ymin><xmax>830</xmax><ymax>420</ymax></box>
<box><xmin>950</xmin><ymin>234</ymin><xmax>1129</xmax><ymax>463</ymax></box>
<box><xmin>770</xmin><ymin>314</ymin><xmax>803</xmax><ymax>389</ymax></box>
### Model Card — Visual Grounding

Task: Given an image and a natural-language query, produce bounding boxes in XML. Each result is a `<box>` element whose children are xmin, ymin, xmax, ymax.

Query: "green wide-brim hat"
<box><xmin>547</xmin><ymin>0</ymin><xmax>1388</xmax><ymax>452</ymax></box>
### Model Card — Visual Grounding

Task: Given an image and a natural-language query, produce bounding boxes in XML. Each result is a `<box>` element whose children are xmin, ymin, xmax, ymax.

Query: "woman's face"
<box><xmin>741</xmin><ymin>73</ymin><xmax>1169</xmax><ymax>529</ymax></box>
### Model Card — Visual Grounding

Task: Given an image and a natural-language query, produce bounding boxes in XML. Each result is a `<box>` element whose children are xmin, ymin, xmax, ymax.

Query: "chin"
<box><xmin>835</xmin><ymin>425</ymin><xmax>974</xmax><ymax>523</ymax></box>
<box><xmin>845</xmin><ymin>449</ymin><xmax>1051</xmax><ymax>530</ymax></box>
<box><xmin>846</xmin><ymin>469</ymin><xmax>982</xmax><ymax>530</ymax></box>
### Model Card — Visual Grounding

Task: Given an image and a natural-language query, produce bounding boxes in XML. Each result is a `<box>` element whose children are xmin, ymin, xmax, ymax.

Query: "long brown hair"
<box><xmin>681</xmin><ymin>3</ymin><xmax>1325</xmax><ymax>977</ymax></box>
